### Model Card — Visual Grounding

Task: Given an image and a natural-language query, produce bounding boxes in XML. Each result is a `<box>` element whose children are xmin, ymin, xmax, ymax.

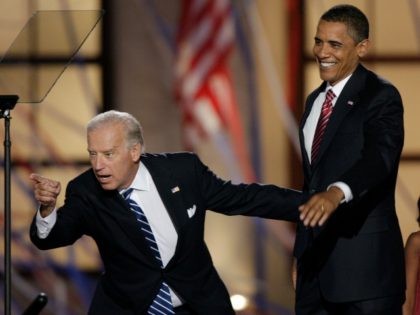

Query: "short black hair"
<box><xmin>321</xmin><ymin>4</ymin><xmax>369</xmax><ymax>43</ymax></box>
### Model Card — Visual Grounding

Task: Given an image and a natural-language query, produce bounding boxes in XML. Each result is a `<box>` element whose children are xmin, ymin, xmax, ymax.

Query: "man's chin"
<box><xmin>98</xmin><ymin>181</ymin><xmax>117</xmax><ymax>191</ymax></box>
<box><xmin>319</xmin><ymin>71</ymin><xmax>334</xmax><ymax>81</ymax></box>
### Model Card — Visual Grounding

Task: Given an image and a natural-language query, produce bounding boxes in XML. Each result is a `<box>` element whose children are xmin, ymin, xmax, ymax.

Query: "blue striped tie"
<box><xmin>122</xmin><ymin>188</ymin><xmax>174</xmax><ymax>315</ymax></box>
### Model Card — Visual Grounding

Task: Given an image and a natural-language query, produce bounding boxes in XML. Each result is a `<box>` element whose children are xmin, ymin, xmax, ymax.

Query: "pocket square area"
<box><xmin>187</xmin><ymin>205</ymin><xmax>197</xmax><ymax>218</ymax></box>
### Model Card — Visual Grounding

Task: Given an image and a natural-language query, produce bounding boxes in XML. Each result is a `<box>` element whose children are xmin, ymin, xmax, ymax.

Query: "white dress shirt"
<box><xmin>302</xmin><ymin>75</ymin><xmax>353</xmax><ymax>203</ymax></box>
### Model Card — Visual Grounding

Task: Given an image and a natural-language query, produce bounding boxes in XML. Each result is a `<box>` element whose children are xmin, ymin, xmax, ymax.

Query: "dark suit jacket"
<box><xmin>294</xmin><ymin>64</ymin><xmax>405</xmax><ymax>303</ymax></box>
<box><xmin>30</xmin><ymin>152</ymin><xmax>302</xmax><ymax>315</ymax></box>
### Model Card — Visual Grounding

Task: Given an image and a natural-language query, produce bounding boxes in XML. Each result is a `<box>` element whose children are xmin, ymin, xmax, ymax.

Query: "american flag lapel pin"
<box><xmin>171</xmin><ymin>186</ymin><xmax>180</xmax><ymax>193</ymax></box>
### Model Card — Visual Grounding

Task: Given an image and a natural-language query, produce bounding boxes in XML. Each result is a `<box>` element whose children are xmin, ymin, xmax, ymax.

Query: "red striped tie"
<box><xmin>311</xmin><ymin>89</ymin><xmax>335</xmax><ymax>163</ymax></box>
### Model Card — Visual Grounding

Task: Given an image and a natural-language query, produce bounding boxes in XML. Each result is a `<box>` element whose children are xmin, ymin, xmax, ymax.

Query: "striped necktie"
<box><xmin>311</xmin><ymin>89</ymin><xmax>335</xmax><ymax>163</ymax></box>
<box><xmin>122</xmin><ymin>188</ymin><xmax>174</xmax><ymax>315</ymax></box>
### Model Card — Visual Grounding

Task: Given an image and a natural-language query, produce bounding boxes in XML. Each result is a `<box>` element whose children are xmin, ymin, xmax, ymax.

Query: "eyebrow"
<box><xmin>314</xmin><ymin>37</ymin><xmax>343</xmax><ymax>47</ymax></box>
<box><xmin>329</xmin><ymin>40</ymin><xmax>343</xmax><ymax>47</ymax></box>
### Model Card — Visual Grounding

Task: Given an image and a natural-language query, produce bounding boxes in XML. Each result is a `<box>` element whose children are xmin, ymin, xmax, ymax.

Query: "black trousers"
<box><xmin>295</xmin><ymin>273</ymin><xmax>403</xmax><ymax>315</ymax></box>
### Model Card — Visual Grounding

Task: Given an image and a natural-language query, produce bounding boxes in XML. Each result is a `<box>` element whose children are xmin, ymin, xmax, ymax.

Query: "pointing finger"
<box><xmin>30</xmin><ymin>173</ymin><xmax>59</xmax><ymax>188</ymax></box>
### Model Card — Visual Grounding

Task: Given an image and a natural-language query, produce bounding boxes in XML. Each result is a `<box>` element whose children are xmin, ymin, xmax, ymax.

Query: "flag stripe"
<box><xmin>175</xmin><ymin>0</ymin><xmax>255</xmax><ymax>182</ymax></box>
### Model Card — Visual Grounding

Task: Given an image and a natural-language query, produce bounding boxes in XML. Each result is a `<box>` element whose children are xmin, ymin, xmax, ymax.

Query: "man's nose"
<box><xmin>315</xmin><ymin>44</ymin><xmax>330</xmax><ymax>57</ymax></box>
<box><xmin>92</xmin><ymin>155</ymin><xmax>105</xmax><ymax>170</ymax></box>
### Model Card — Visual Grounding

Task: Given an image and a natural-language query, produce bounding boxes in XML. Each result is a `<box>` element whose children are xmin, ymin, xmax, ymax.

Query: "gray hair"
<box><xmin>87</xmin><ymin>110</ymin><xmax>145</xmax><ymax>152</ymax></box>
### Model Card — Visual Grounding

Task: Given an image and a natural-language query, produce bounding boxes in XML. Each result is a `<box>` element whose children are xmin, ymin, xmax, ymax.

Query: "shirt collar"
<box><xmin>132</xmin><ymin>162</ymin><xmax>150</xmax><ymax>191</ymax></box>
<box><xmin>327</xmin><ymin>73</ymin><xmax>352</xmax><ymax>98</ymax></box>
<box><xmin>120</xmin><ymin>162</ymin><xmax>150</xmax><ymax>194</ymax></box>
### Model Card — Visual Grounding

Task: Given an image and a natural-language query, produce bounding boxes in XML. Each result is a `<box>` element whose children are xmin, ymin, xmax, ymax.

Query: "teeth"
<box><xmin>320</xmin><ymin>62</ymin><xmax>335</xmax><ymax>68</ymax></box>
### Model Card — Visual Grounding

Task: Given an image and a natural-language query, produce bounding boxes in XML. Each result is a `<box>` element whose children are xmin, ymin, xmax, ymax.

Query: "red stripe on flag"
<box><xmin>175</xmin><ymin>0</ymin><xmax>255</xmax><ymax>182</ymax></box>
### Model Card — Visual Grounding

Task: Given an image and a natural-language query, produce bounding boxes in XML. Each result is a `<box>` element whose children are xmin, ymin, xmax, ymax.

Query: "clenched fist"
<box><xmin>29</xmin><ymin>173</ymin><xmax>61</xmax><ymax>217</ymax></box>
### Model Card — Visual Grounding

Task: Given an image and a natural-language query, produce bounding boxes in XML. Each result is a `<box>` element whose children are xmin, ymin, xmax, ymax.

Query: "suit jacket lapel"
<box><xmin>141</xmin><ymin>155</ymin><xmax>189</xmax><ymax>232</ymax></box>
<box><xmin>140</xmin><ymin>155</ymin><xmax>191</xmax><ymax>268</ymax></box>
<box><xmin>99</xmin><ymin>189</ymin><xmax>159</xmax><ymax>267</ymax></box>
<box><xmin>310</xmin><ymin>65</ymin><xmax>366</xmax><ymax>170</ymax></box>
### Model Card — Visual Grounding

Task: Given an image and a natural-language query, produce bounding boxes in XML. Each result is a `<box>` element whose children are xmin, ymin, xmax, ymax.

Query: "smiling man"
<box><xmin>29</xmin><ymin>110</ymin><xmax>305</xmax><ymax>315</ymax></box>
<box><xmin>295</xmin><ymin>4</ymin><xmax>405</xmax><ymax>315</ymax></box>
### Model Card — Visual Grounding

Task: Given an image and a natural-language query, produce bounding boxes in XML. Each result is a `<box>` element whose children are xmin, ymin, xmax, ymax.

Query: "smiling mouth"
<box><xmin>319</xmin><ymin>61</ymin><xmax>337</xmax><ymax>68</ymax></box>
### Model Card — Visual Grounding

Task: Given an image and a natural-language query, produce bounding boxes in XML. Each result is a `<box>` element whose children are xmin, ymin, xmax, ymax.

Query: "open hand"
<box><xmin>299</xmin><ymin>186</ymin><xmax>344</xmax><ymax>227</ymax></box>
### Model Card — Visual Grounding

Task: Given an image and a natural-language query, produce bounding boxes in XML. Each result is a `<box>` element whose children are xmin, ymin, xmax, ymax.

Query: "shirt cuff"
<box><xmin>36</xmin><ymin>207</ymin><xmax>57</xmax><ymax>239</ymax></box>
<box><xmin>328</xmin><ymin>182</ymin><xmax>353</xmax><ymax>203</ymax></box>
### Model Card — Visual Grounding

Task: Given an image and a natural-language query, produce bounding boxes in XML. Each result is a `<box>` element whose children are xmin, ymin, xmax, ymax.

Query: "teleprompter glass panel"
<box><xmin>0</xmin><ymin>10</ymin><xmax>103</xmax><ymax>103</ymax></box>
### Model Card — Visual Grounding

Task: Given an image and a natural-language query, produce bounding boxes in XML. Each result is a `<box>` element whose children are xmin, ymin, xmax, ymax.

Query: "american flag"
<box><xmin>175</xmin><ymin>0</ymin><xmax>255</xmax><ymax>182</ymax></box>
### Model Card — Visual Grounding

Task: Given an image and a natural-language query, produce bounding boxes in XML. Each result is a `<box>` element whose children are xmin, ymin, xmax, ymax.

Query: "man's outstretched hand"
<box><xmin>299</xmin><ymin>186</ymin><xmax>344</xmax><ymax>227</ymax></box>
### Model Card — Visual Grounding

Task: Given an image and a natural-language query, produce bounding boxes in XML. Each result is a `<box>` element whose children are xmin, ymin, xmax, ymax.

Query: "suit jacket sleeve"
<box><xmin>338</xmin><ymin>79</ymin><xmax>404</xmax><ymax>202</ymax></box>
<box><xmin>30</xmin><ymin>176</ymin><xmax>93</xmax><ymax>250</ymax></box>
<box><xmin>188</xmin><ymin>153</ymin><xmax>303</xmax><ymax>221</ymax></box>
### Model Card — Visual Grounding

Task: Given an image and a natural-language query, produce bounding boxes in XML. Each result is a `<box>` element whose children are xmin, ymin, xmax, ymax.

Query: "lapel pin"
<box><xmin>171</xmin><ymin>186</ymin><xmax>180</xmax><ymax>193</ymax></box>
<box><xmin>347</xmin><ymin>100</ymin><xmax>354</xmax><ymax>106</ymax></box>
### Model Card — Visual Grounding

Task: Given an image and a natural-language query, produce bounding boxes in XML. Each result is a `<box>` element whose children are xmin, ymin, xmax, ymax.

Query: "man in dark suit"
<box><xmin>29</xmin><ymin>110</ymin><xmax>304</xmax><ymax>315</ymax></box>
<box><xmin>295</xmin><ymin>4</ymin><xmax>405</xmax><ymax>315</ymax></box>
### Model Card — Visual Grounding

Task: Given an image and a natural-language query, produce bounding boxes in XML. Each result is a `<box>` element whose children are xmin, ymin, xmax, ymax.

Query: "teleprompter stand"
<box><xmin>0</xmin><ymin>10</ymin><xmax>103</xmax><ymax>315</ymax></box>
<box><xmin>0</xmin><ymin>95</ymin><xmax>18</xmax><ymax>315</ymax></box>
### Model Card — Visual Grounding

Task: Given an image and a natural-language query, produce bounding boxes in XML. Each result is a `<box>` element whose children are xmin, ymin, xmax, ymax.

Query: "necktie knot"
<box><xmin>122</xmin><ymin>188</ymin><xmax>134</xmax><ymax>200</ymax></box>
<box><xmin>325</xmin><ymin>89</ymin><xmax>335</xmax><ymax>103</ymax></box>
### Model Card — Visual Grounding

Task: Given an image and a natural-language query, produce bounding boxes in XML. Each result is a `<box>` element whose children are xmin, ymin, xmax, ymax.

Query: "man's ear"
<box><xmin>357</xmin><ymin>39</ymin><xmax>370</xmax><ymax>58</ymax></box>
<box><xmin>131</xmin><ymin>143</ymin><xmax>141</xmax><ymax>162</ymax></box>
